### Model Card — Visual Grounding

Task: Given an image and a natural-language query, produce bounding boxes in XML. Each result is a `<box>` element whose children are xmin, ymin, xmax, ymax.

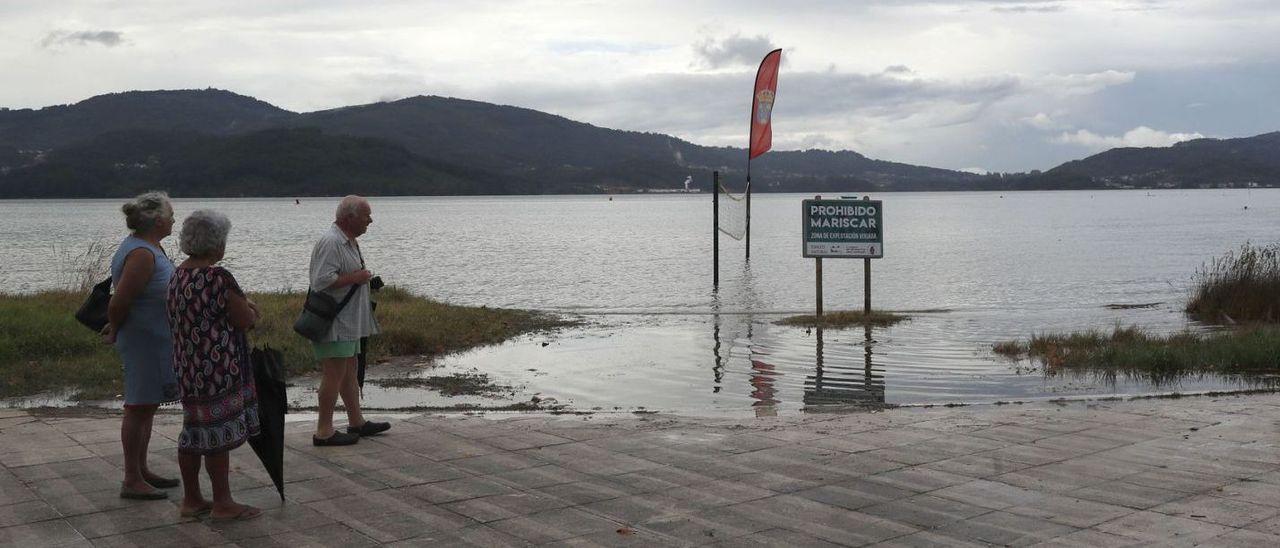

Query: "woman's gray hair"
<box><xmin>179</xmin><ymin>209</ymin><xmax>232</xmax><ymax>258</ymax></box>
<box><xmin>120</xmin><ymin>191</ymin><xmax>172</xmax><ymax>233</ymax></box>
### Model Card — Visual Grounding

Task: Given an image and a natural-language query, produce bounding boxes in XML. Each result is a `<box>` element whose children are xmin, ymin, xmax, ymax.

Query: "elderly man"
<box><xmin>310</xmin><ymin>195</ymin><xmax>389</xmax><ymax>446</ymax></box>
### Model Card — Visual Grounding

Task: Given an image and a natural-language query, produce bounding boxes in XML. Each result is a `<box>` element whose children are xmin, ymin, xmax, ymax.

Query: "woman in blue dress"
<box><xmin>103</xmin><ymin>191</ymin><xmax>181</xmax><ymax>500</ymax></box>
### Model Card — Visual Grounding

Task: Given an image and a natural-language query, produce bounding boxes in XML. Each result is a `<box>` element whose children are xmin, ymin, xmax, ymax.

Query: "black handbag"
<box><xmin>292</xmin><ymin>285</ymin><xmax>359</xmax><ymax>342</ymax></box>
<box><xmin>74</xmin><ymin>277</ymin><xmax>112</xmax><ymax>333</ymax></box>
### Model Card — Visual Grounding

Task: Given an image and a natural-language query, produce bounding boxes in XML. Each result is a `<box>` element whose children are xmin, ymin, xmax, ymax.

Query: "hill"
<box><xmin>1044</xmin><ymin>132</ymin><xmax>1280</xmax><ymax>188</ymax></box>
<box><xmin>1</xmin><ymin>88</ymin><xmax>1277</xmax><ymax>196</ymax></box>
<box><xmin>0</xmin><ymin>128</ymin><xmax>543</xmax><ymax>198</ymax></box>
<box><xmin>0</xmin><ymin>89</ymin><xmax>292</xmax><ymax>151</ymax></box>
<box><xmin>0</xmin><ymin>89</ymin><xmax>985</xmax><ymax>196</ymax></box>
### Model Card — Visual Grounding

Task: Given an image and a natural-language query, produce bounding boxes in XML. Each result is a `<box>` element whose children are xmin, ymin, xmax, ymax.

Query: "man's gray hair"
<box><xmin>335</xmin><ymin>195</ymin><xmax>368</xmax><ymax>220</ymax></box>
<box><xmin>121</xmin><ymin>191</ymin><xmax>172</xmax><ymax>233</ymax></box>
<box><xmin>179</xmin><ymin>209</ymin><xmax>232</xmax><ymax>258</ymax></box>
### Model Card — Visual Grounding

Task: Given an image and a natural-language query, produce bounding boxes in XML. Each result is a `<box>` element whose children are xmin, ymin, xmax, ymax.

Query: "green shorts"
<box><xmin>312</xmin><ymin>340</ymin><xmax>361</xmax><ymax>359</ymax></box>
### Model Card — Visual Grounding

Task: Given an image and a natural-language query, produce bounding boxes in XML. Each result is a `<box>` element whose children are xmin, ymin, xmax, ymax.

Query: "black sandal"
<box><xmin>312</xmin><ymin>431</ymin><xmax>360</xmax><ymax>446</ymax></box>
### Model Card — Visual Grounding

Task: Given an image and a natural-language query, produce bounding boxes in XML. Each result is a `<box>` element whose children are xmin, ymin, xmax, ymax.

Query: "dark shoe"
<box><xmin>120</xmin><ymin>487</ymin><xmax>169</xmax><ymax>500</ymax></box>
<box><xmin>347</xmin><ymin>420</ymin><xmax>391</xmax><ymax>437</ymax></box>
<box><xmin>312</xmin><ymin>431</ymin><xmax>360</xmax><ymax>446</ymax></box>
<box><xmin>146</xmin><ymin>476</ymin><xmax>180</xmax><ymax>489</ymax></box>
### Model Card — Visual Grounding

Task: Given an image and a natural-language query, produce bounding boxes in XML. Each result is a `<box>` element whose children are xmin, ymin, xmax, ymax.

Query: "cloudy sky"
<box><xmin>3</xmin><ymin>0</ymin><xmax>1278</xmax><ymax>172</ymax></box>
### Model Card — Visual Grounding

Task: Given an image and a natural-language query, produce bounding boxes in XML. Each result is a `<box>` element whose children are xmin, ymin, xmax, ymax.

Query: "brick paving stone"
<box><xmin>235</xmin><ymin>524</ymin><xmax>379</xmax><ymax>547</ymax></box>
<box><xmin>385</xmin><ymin>524</ymin><xmax>531</xmax><ymax>547</ymax></box>
<box><xmin>1208</xmin><ymin>528</ymin><xmax>1280</xmax><ymax>546</ymax></box>
<box><xmin>284</xmin><ymin>472</ymin><xmax>386</xmax><ymax>504</ymax></box>
<box><xmin>305</xmin><ymin>490</ymin><xmax>470</xmax><ymax>543</ymax></box>
<box><xmin>1123</xmin><ymin>467</ymin><xmax>1236</xmax><ymax>493</ymax></box>
<box><xmin>1151</xmin><ymin>493</ymin><xmax>1280</xmax><ymax>528</ymax></box>
<box><xmin>968</xmin><ymin>424</ymin><xmax>1063</xmax><ymax>444</ymax></box>
<box><xmin>487</xmin><ymin>464</ymin><xmax>593</xmax><ymax>489</ymax></box>
<box><xmin>0</xmin><ymin>469</ymin><xmax>38</xmax><ymax>505</ymax></box>
<box><xmin>864</xmin><ymin>466</ymin><xmax>973</xmax><ymax>494</ymax></box>
<box><xmin>0</xmin><ymin>444</ymin><xmax>94</xmax><ymax>467</ymax></box>
<box><xmin>931</xmin><ymin>510</ymin><xmax>1077</xmax><ymax>546</ymax></box>
<box><xmin>357</xmin><ymin>460</ymin><xmax>469</xmax><ymax>489</ymax></box>
<box><xmin>931</xmin><ymin>478</ymin><xmax>1046</xmax><ymax>510</ymax></box>
<box><xmin>993</xmin><ymin>464</ymin><xmax>1110</xmax><ymax>494</ymax></box>
<box><xmin>91</xmin><ymin>522</ymin><xmax>233</xmax><ymax>548</ymax></box>
<box><xmin>402</xmin><ymin>475</ymin><xmax>520</xmax><ymax>504</ymax></box>
<box><xmin>480</xmin><ymin>430</ymin><xmax>575</xmax><ymax>451</ymax></box>
<box><xmin>860</xmin><ymin>494</ymin><xmax>992</xmax><ymax>530</ymax></box>
<box><xmin>581</xmin><ymin>492</ymin><xmax>687</xmax><ymax>524</ymax></box>
<box><xmin>8</xmin><ymin>453</ymin><xmax>119</xmax><ymax>483</ymax></box>
<box><xmin>447</xmin><ymin>451</ymin><xmax>548</xmax><ymax>475</ymax></box>
<box><xmin>1005</xmin><ymin>493</ymin><xmax>1134</xmax><ymax>528</ymax></box>
<box><xmin>1095</xmin><ymin>510</ymin><xmax>1235</xmax><ymax>544</ymax></box>
<box><xmin>640</xmin><ymin>506</ymin><xmax>772</xmax><ymax>544</ymax></box>
<box><xmin>1067</xmin><ymin>480</ymin><xmax>1187</xmax><ymax>510</ymax></box>
<box><xmin>65</xmin><ymin>499</ymin><xmax>185</xmax><ymax>538</ymax></box>
<box><xmin>1247</xmin><ymin>513</ymin><xmax>1280</xmax><ymax>536</ymax></box>
<box><xmin>1028</xmin><ymin>528</ymin><xmax>1149</xmax><ymax>547</ymax></box>
<box><xmin>535</xmin><ymin>478</ymin><xmax>636</xmax><ymax>506</ymax></box>
<box><xmin>322</xmin><ymin>448</ymin><xmax>435</xmax><ymax>472</ymax></box>
<box><xmin>488</xmin><ymin>507</ymin><xmax>622</xmax><ymax>544</ymax></box>
<box><xmin>984</xmin><ymin>443</ymin><xmax>1070</xmax><ymax>466</ymax></box>
<box><xmin>924</xmin><ymin>453</ymin><xmax>1034</xmax><ymax>479</ymax></box>
<box><xmin>869</xmin><ymin>530</ymin><xmax>989</xmax><ymax>547</ymax></box>
<box><xmin>444</xmin><ymin>491</ymin><xmax>574</xmax><ymax>523</ymax></box>
<box><xmin>0</xmin><ymin>499</ymin><xmax>60</xmax><ymax>528</ymax></box>
<box><xmin>731</xmin><ymin>494</ymin><xmax>919</xmax><ymax>546</ymax></box>
<box><xmin>794</xmin><ymin>477</ymin><xmax>914</xmax><ymax>510</ymax></box>
<box><xmin>0</xmin><ymin>519</ymin><xmax>87</xmax><ymax>546</ymax></box>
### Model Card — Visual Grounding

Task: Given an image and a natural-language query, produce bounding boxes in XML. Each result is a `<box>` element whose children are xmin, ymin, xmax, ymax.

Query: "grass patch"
<box><xmin>1187</xmin><ymin>242</ymin><xmax>1280</xmax><ymax>324</ymax></box>
<box><xmin>992</xmin><ymin>324</ymin><xmax>1280</xmax><ymax>385</ymax></box>
<box><xmin>0</xmin><ymin>286</ymin><xmax>574</xmax><ymax>399</ymax></box>
<box><xmin>775</xmin><ymin>310</ymin><xmax>909</xmax><ymax>329</ymax></box>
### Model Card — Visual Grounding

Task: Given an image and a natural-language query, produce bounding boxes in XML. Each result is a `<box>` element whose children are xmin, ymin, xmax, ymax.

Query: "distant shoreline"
<box><xmin>1</xmin><ymin>186</ymin><xmax>1273</xmax><ymax>201</ymax></box>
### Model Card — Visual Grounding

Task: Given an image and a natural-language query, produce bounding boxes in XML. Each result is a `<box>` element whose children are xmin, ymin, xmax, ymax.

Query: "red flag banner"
<box><xmin>749</xmin><ymin>48</ymin><xmax>782</xmax><ymax>160</ymax></box>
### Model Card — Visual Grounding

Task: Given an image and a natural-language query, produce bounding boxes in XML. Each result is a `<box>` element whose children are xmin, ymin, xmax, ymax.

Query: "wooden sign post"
<box><xmin>801</xmin><ymin>196</ymin><xmax>884</xmax><ymax>317</ymax></box>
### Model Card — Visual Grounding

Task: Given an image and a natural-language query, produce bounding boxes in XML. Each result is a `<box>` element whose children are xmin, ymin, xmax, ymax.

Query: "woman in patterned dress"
<box><xmin>167</xmin><ymin>210</ymin><xmax>262</xmax><ymax>521</ymax></box>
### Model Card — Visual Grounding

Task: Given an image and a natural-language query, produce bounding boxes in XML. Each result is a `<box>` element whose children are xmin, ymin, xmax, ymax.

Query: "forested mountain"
<box><xmin>0</xmin><ymin>89</ymin><xmax>292</xmax><ymax>150</ymax></box>
<box><xmin>0</xmin><ymin>88</ymin><xmax>1276</xmax><ymax>197</ymax></box>
<box><xmin>1043</xmin><ymin>132</ymin><xmax>1280</xmax><ymax>188</ymax></box>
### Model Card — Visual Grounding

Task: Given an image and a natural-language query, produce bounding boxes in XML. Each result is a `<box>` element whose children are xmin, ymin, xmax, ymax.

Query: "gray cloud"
<box><xmin>991</xmin><ymin>4</ymin><xmax>1065</xmax><ymax>13</ymax></box>
<box><xmin>693</xmin><ymin>33</ymin><xmax>778</xmax><ymax>69</ymax></box>
<box><xmin>40</xmin><ymin>30</ymin><xmax>124</xmax><ymax>48</ymax></box>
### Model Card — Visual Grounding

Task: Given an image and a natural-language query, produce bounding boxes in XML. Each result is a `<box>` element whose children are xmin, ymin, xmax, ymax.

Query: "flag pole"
<box><xmin>745</xmin><ymin>159</ymin><xmax>752</xmax><ymax>261</ymax></box>
<box><xmin>745</xmin><ymin>47</ymin><xmax>780</xmax><ymax>263</ymax></box>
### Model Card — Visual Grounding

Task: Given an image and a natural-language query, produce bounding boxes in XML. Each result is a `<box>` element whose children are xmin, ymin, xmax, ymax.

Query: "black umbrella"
<box><xmin>357</xmin><ymin>298</ymin><xmax>377</xmax><ymax>390</ymax></box>
<box><xmin>357</xmin><ymin>336</ymin><xmax>369</xmax><ymax>389</ymax></box>
<box><xmin>249</xmin><ymin>346</ymin><xmax>287</xmax><ymax>501</ymax></box>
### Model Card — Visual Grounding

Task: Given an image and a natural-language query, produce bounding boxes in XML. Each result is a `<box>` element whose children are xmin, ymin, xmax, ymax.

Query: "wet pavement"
<box><xmin>3</xmin><ymin>393</ymin><xmax>1280</xmax><ymax>546</ymax></box>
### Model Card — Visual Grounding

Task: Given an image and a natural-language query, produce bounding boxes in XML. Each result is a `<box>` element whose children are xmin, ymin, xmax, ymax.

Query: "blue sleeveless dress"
<box><xmin>110</xmin><ymin>236</ymin><xmax>180</xmax><ymax>405</ymax></box>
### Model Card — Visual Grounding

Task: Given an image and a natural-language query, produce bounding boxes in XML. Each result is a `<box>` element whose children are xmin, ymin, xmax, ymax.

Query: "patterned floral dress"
<box><xmin>167</xmin><ymin>266</ymin><xmax>260</xmax><ymax>455</ymax></box>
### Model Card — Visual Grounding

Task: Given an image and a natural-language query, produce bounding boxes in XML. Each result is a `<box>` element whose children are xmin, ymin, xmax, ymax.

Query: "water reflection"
<box><xmin>804</xmin><ymin>325</ymin><xmax>886</xmax><ymax>410</ymax></box>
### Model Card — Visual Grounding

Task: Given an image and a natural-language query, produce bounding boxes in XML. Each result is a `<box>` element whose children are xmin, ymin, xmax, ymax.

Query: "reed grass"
<box><xmin>0</xmin><ymin>287</ymin><xmax>573</xmax><ymax>399</ymax></box>
<box><xmin>1186</xmin><ymin>242</ymin><xmax>1280</xmax><ymax>324</ymax></box>
<box><xmin>993</xmin><ymin>324</ymin><xmax>1280</xmax><ymax>385</ymax></box>
<box><xmin>776</xmin><ymin>310</ymin><xmax>909</xmax><ymax>328</ymax></box>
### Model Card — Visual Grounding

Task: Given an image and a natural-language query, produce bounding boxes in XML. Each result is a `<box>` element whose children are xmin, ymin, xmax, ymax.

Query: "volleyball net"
<box><xmin>717</xmin><ymin>180</ymin><xmax>749</xmax><ymax>241</ymax></box>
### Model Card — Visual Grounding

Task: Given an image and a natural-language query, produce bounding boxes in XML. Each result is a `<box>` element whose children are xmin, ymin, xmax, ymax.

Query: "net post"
<box><xmin>863</xmin><ymin>195</ymin><xmax>871</xmax><ymax>315</ymax></box>
<box><xmin>815</xmin><ymin>194</ymin><xmax>822</xmax><ymax>317</ymax></box>
<box><xmin>713</xmin><ymin>171</ymin><xmax>720</xmax><ymax>289</ymax></box>
<box><xmin>745</xmin><ymin>169</ymin><xmax>752</xmax><ymax>261</ymax></box>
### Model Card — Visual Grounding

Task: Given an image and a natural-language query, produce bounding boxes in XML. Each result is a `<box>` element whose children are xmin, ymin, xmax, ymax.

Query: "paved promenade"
<box><xmin>3</xmin><ymin>394</ymin><xmax>1280</xmax><ymax>546</ymax></box>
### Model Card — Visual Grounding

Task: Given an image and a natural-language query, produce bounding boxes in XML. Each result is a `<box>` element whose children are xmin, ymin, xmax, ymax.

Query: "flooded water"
<box><xmin>3</xmin><ymin>189</ymin><xmax>1276</xmax><ymax>415</ymax></box>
